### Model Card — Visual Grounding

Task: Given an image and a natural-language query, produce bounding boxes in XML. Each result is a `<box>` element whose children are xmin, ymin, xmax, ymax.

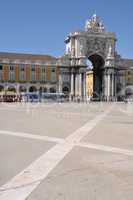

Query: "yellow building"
<box><xmin>0</xmin><ymin>52</ymin><xmax>60</xmax><ymax>94</ymax></box>
<box><xmin>125</xmin><ymin>68</ymin><xmax>133</xmax><ymax>86</ymax></box>
<box><xmin>86</xmin><ymin>69</ymin><xmax>93</xmax><ymax>98</ymax></box>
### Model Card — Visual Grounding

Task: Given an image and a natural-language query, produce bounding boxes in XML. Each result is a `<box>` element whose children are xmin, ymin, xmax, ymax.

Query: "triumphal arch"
<box><xmin>62</xmin><ymin>14</ymin><xmax>117</xmax><ymax>101</ymax></box>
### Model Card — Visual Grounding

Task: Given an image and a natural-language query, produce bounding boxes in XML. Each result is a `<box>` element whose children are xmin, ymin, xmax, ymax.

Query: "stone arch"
<box><xmin>29</xmin><ymin>86</ymin><xmax>37</xmax><ymax>93</ymax></box>
<box><xmin>62</xmin><ymin>86</ymin><xmax>70</xmax><ymax>94</ymax></box>
<box><xmin>0</xmin><ymin>85</ymin><xmax>4</xmax><ymax>92</ymax></box>
<box><xmin>7</xmin><ymin>85</ymin><xmax>16</xmax><ymax>93</ymax></box>
<box><xmin>49</xmin><ymin>87</ymin><xmax>56</xmax><ymax>93</ymax></box>
<box><xmin>43</xmin><ymin>87</ymin><xmax>47</xmax><ymax>93</ymax></box>
<box><xmin>39</xmin><ymin>86</ymin><xmax>48</xmax><ymax>94</ymax></box>
<box><xmin>88</xmin><ymin>54</ymin><xmax>105</xmax><ymax>68</ymax></box>
<box><xmin>65</xmin><ymin>14</ymin><xmax>117</xmax><ymax>101</ymax></box>
<box><xmin>19</xmin><ymin>85</ymin><xmax>27</xmax><ymax>93</ymax></box>
<box><xmin>88</xmin><ymin>52</ymin><xmax>105</xmax><ymax>62</ymax></box>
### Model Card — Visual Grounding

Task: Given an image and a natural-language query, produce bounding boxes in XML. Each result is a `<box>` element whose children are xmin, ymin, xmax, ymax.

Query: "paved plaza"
<box><xmin>0</xmin><ymin>102</ymin><xmax>133</xmax><ymax>199</ymax></box>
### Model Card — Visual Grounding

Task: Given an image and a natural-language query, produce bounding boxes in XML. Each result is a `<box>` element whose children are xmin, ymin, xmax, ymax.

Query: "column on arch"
<box><xmin>70</xmin><ymin>68</ymin><xmax>75</xmax><ymax>98</ymax></box>
<box><xmin>110</xmin><ymin>73</ymin><xmax>112</xmax><ymax>99</ymax></box>
<box><xmin>82</xmin><ymin>72</ymin><xmax>86</xmax><ymax>100</ymax></box>
<box><xmin>111</xmin><ymin>73</ymin><xmax>114</xmax><ymax>97</ymax></box>
<box><xmin>107</xmin><ymin>71</ymin><xmax>110</xmax><ymax>101</ymax></box>
<box><xmin>114</xmin><ymin>71</ymin><xmax>117</xmax><ymax>99</ymax></box>
<box><xmin>78</xmin><ymin>72</ymin><xmax>82</xmax><ymax>98</ymax></box>
<box><xmin>78</xmin><ymin>68</ymin><xmax>84</xmax><ymax>100</ymax></box>
<box><xmin>103</xmin><ymin>70</ymin><xmax>107</xmax><ymax>100</ymax></box>
<box><xmin>105</xmin><ymin>73</ymin><xmax>108</xmax><ymax>100</ymax></box>
<box><xmin>75</xmin><ymin>68</ymin><xmax>85</xmax><ymax>100</ymax></box>
<box><xmin>110</xmin><ymin>69</ymin><xmax>117</xmax><ymax>100</ymax></box>
<box><xmin>58</xmin><ymin>69</ymin><xmax>63</xmax><ymax>93</ymax></box>
<box><xmin>75</xmin><ymin>72</ymin><xmax>79</xmax><ymax>98</ymax></box>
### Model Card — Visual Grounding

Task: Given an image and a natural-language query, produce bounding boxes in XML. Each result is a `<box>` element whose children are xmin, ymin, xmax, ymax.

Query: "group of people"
<box><xmin>0</xmin><ymin>95</ymin><xmax>22</xmax><ymax>102</ymax></box>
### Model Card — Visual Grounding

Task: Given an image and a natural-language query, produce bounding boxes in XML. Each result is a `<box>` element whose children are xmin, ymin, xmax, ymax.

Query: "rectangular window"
<box><xmin>10</xmin><ymin>65</ymin><xmax>14</xmax><ymax>71</ymax></box>
<box><xmin>51</xmin><ymin>68</ymin><xmax>56</xmax><ymax>82</ymax></box>
<box><xmin>19</xmin><ymin>64</ymin><xmax>25</xmax><ymax>81</ymax></box>
<box><xmin>9</xmin><ymin>65</ymin><xmax>15</xmax><ymax>81</ymax></box>
<box><xmin>42</xmin><ymin>68</ymin><xmax>45</xmax><ymax>73</ymax></box>
<box><xmin>20</xmin><ymin>64</ymin><xmax>25</xmax><ymax>71</ymax></box>
<box><xmin>0</xmin><ymin>68</ymin><xmax>2</xmax><ymax>81</ymax></box>
<box><xmin>0</xmin><ymin>65</ymin><xmax>3</xmax><ymax>81</ymax></box>
<box><xmin>31</xmin><ymin>64</ymin><xmax>35</xmax><ymax>71</ymax></box>
<box><xmin>20</xmin><ymin>71</ymin><xmax>25</xmax><ymax>81</ymax></box>
<box><xmin>0</xmin><ymin>65</ymin><xmax>3</xmax><ymax>70</ymax></box>
<box><xmin>31</xmin><ymin>64</ymin><xmax>35</xmax><ymax>81</ymax></box>
<box><xmin>41</xmin><ymin>66</ymin><xmax>45</xmax><ymax>82</ymax></box>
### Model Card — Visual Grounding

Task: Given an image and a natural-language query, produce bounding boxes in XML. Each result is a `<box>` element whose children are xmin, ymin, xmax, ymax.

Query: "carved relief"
<box><xmin>107</xmin><ymin>41</ymin><xmax>114</xmax><ymax>58</ymax></box>
<box><xmin>71</xmin><ymin>47</ymin><xmax>75</xmax><ymax>57</ymax></box>
<box><xmin>86</xmin><ymin>38</ymin><xmax>106</xmax><ymax>57</ymax></box>
<box><xmin>79</xmin><ymin>38</ymin><xmax>86</xmax><ymax>56</ymax></box>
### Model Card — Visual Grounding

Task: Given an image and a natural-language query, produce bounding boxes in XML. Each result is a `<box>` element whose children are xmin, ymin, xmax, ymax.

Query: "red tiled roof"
<box><xmin>0</xmin><ymin>52</ymin><xmax>57</xmax><ymax>62</ymax></box>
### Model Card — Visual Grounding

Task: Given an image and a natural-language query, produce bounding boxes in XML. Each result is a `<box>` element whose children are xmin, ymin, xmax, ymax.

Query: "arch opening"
<box><xmin>29</xmin><ymin>86</ymin><xmax>37</xmax><ymax>93</ymax></box>
<box><xmin>7</xmin><ymin>86</ymin><xmax>16</xmax><ymax>93</ymax></box>
<box><xmin>0</xmin><ymin>85</ymin><xmax>4</xmax><ymax>92</ymax></box>
<box><xmin>19</xmin><ymin>86</ymin><xmax>27</xmax><ymax>93</ymax></box>
<box><xmin>88</xmin><ymin>54</ymin><xmax>105</xmax><ymax>99</ymax></box>
<box><xmin>43</xmin><ymin>87</ymin><xmax>47</xmax><ymax>93</ymax></box>
<box><xmin>49</xmin><ymin>87</ymin><xmax>56</xmax><ymax>93</ymax></box>
<box><xmin>63</xmin><ymin>86</ymin><xmax>70</xmax><ymax>94</ymax></box>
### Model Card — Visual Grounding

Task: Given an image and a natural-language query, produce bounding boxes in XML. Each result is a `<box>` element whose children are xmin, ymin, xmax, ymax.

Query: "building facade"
<box><xmin>0</xmin><ymin>53</ymin><xmax>60</xmax><ymax>95</ymax></box>
<box><xmin>0</xmin><ymin>14</ymin><xmax>133</xmax><ymax>101</ymax></box>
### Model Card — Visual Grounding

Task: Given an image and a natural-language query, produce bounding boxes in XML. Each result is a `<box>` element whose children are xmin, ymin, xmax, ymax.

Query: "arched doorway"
<box><xmin>88</xmin><ymin>54</ymin><xmax>105</xmax><ymax>99</ymax></box>
<box><xmin>19</xmin><ymin>86</ymin><xmax>27</xmax><ymax>93</ymax></box>
<box><xmin>43</xmin><ymin>87</ymin><xmax>47</xmax><ymax>93</ymax></box>
<box><xmin>0</xmin><ymin>85</ymin><xmax>4</xmax><ymax>92</ymax></box>
<box><xmin>7</xmin><ymin>86</ymin><xmax>16</xmax><ymax>93</ymax></box>
<box><xmin>63</xmin><ymin>86</ymin><xmax>70</xmax><ymax>94</ymax></box>
<box><xmin>29</xmin><ymin>86</ymin><xmax>37</xmax><ymax>93</ymax></box>
<box><xmin>49</xmin><ymin>87</ymin><xmax>56</xmax><ymax>93</ymax></box>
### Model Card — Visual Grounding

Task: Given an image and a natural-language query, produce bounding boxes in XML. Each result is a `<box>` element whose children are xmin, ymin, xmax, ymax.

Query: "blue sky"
<box><xmin>0</xmin><ymin>0</ymin><xmax>132</xmax><ymax>58</ymax></box>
